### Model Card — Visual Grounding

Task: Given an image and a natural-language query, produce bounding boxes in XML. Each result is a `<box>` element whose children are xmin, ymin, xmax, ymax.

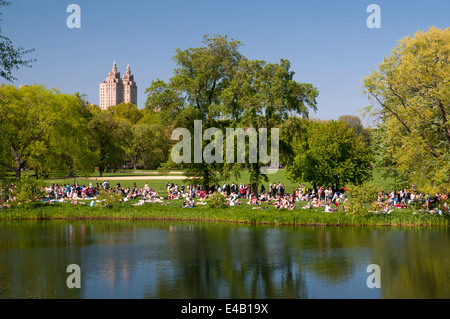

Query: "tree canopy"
<box><xmin>362</xmin><ymin>26</ymin><xmax>450</xmax><ymax>192</ymax></box>
<box><xmin>283</xmin><ymin>118</ymin><xmax>372</xmax><ymax>190</ymax></box>
<box><xmin>0</xmin><ymin>84</ymin><xmax>96</xmax><ymax>179</ymax></box>
<box><xmin>146</xmin><ymin>35</ymin><xmax>319</xmax><ymax>192</ymax></box>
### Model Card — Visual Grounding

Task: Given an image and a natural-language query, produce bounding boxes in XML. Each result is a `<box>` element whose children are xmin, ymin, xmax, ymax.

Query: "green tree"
<box><xmin>369</xmin><ymin>126</ymin><xmax>409</xmax><ymax>190</ymax></box>
<box><xmin>0</xmin><ymin>85</ymin><xmax>91</xmax><ymax>179</ymax></box>
<box><xmin>362</xmin><ymin>26</ymin><xmax>450</xmax><ymax>192</ymax></box>
<box><xmin>146</xmin><ymin>35</ymin><xmax>318</xmax><ymax>192</ymax></box>
<box><xmin>284</xmin><ymin>120</ymin><xmax>372</xmax><ymax>190</ymax></box>
<box><xmin>145</xmin><ymin>79</ymin><xmax>184</xmax><ymax>126</ymax></box>
<box><xmin>87</xmin><ymin>112</ymin><xmax>131</xmax><ymax>176</ymax></box>
<box><xmin>108</xmin><ymin>102</ymin><xmax>143</xmax><ymax>125</ymax></box>
<box><xmin>0</xmin><ymin>85</ymin><xmax>49</xmax><ymax>178</ymax></box>
<box><xmin>0</xmin><ymin>1</ymin><xmax>35</xmax><ymax>81</ymax></box>
<box><xmin>146</xmin><ymin>35</ymin><xmax>244</xmax><ymax>190</ymax></box>
<box><xmin>127</xmin><ymin>124</ymin><xmax>169</xmax><ymax>169</ymax></box>
<box><xmin>0</xmin><ymin>85</ymin><xmax>95</xmax><ymax>179</ymax></box>
<box><xmin>28</xmin><ymin>92</ymin><xmax>97</xmax><ymax>178</ymax></box>
<box><xmin>171</xmin><ymin>34</ymin><xmax>243</xmax><ymax>126</ymax></box>
<box><xmin>222</xmin><ymin>58</ymin><xmax>318</xmax><ymax>193</ymax></box>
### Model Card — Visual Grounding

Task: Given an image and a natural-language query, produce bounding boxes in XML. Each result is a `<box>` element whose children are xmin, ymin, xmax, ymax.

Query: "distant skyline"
<box><xmin>2</xmin><ymin>0</ymin><xmax>449</xmax><ymax>126</ymax></box>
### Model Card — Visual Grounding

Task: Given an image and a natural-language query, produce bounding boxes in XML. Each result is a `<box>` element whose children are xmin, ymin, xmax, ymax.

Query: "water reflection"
<box><xmin>0</xmin><ymin>221</ymin><xmax>449</xmax><ymax>299</ymax></box>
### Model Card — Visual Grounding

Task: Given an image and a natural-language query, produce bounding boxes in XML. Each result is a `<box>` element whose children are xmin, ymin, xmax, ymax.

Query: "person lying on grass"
<box><xmin>302</xmin><ymin>202</ymin><xmax>312</xmax><ymax>210</ymax></box>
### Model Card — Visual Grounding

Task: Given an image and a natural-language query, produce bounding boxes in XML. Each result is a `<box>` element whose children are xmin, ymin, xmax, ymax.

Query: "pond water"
<box><xmin>0</xmin><ymin>220</ymin><xmax>449</xmax><ymax>299</ymax></box>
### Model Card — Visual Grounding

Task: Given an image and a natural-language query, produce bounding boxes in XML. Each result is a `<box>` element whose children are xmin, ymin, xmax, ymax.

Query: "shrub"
<box><xmin>96</xmin><ymin>190</ymin><xmax>123</xmax><ymax>208</ymax></box>
<box><xmin>9</xmin><ymin>176</ymin><xmax>46</xmax><ymax>208</ymax></box>
<box><xmin>345</xmin><ymin>182</ymin><xmax>381</xmax><ymax>215</ymax></box>
<box><xmin>208</xmin><ymin>191</ymin><xmax>226</xmax><ymax>208</ymax></box>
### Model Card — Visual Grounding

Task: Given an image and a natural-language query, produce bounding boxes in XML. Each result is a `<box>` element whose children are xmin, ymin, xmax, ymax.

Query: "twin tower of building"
<box><xmin>99</xmin><ymin>61</ymin><xmax>137</xmax><ymax>110</ymax></box>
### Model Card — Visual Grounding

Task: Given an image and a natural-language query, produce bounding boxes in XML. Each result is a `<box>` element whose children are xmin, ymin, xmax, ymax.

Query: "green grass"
<box><xmin>1</xmin><ymin>199</ymin><xmax>448</xmax><ymax>227</ymax></box>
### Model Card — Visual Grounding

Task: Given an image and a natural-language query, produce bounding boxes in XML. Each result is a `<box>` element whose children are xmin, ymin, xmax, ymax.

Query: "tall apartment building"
<box><xmin>99</xmin><ymin>61</ymin><xmax>137</xmax><ymax>110</ymax></box>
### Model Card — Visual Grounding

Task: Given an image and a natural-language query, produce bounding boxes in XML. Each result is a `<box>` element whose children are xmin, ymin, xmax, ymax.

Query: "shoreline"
<box><xmin>1</xmin><ymin>202</ymin><xmax>448</xmax><ymax>227</ymax></box>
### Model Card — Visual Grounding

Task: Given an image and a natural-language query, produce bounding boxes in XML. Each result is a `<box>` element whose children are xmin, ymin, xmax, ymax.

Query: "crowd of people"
<box><xmin>154</xmin><ymin>182</ymin><xmax>449</xmax><ymax>214</ymax></box>
<box><xmin>1</xmin><ymin>178</ymin><xmax>448</xmax><ymax>214</ymax></box>
<box><xmin>374</xmin><ymin>189</ymin><xmax>449</xmax><ymax>214</ymax></box>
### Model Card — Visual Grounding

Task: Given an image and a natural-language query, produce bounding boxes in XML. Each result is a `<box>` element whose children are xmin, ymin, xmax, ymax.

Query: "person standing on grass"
<box><xmin>426</xmin><ymin>194</ymin><xmax>431</xmax><ymax>210</ymax></box>
<box><xmin>320</xmin><ymin>187</ymin><xmax>325</xmax><ymax>204</ymax></box>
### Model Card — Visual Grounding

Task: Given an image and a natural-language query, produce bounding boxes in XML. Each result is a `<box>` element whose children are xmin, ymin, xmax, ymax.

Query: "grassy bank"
<box><xmin>1</xmin><ymin>200</ymin><xmax>448</xmax><ymax>227</ymax></box>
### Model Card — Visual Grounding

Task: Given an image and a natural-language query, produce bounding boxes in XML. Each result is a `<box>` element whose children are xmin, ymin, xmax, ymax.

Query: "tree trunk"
<box><xmin>202</xmin><ymin>164</ymin><xmax>210</xmax><ymax>193</ymax></box>
<box><xmin>14</xmin><ymin>156</ymin><xmax>23</xmax><ymax>180</ymax></box>
<box><xmin>14</xmin><ymin>163</ymin><xmax>21</xmax><ymax>179</ymax></box>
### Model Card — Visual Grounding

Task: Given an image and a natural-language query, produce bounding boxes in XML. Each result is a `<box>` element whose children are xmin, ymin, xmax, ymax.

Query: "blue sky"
<box><xmin>2</xmin><ymin>0</ymin><xmax>449</xmax><ymax>125</ymax></box>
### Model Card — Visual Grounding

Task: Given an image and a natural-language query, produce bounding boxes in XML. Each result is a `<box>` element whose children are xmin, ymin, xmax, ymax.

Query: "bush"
<box><xmin>96</xmin><ymin>190</ymin><xmax>123</xmax><ymax>208</ymax></box>
<box><xmin>208</xmin><ymin>191</ymin><xmax>226</xmax><ymax>208</ymax></box>
<box><xmin>345</xmin><ymin>182</ymin><xmax>381</xmax><ymax>215</ymax></box>
<box><xmin>9</xmin><ymin>176</ymin><xmax>46</xmax><ymax>208</ymax></box>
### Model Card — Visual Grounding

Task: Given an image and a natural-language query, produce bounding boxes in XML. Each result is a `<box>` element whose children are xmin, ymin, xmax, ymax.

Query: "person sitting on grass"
<box><xmin>312</xmin><ymin>198</ymin><xmax>321</xmax><ymax>208</ymax></box>
<box><xmin>248</xmin><ymin>196</ymin><xmax>261</xmax><ymax>205</ymax></box>
<box><xmin>383</xmin><ymin>205</ymin><xmax>392</xmax><ymax>214</ymax></box>
<box><xmin>182</xmin><ymin>197</ymin><xmax>195</xmax><ymax>208</ymax></box>
<box><xmin>287</xmin><ymin>200</ymin><xmax>296</xmax><ymax>210</ymax></box>
<box><xmin>429</xmin><ymin>206</ymin><xmax>442</xmax><ymax>215</ymax></box>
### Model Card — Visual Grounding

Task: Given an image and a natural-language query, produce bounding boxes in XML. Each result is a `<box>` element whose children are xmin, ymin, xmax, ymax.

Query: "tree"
<box><xmin>127</xmin><ymin>124</ymin><xmax>169</xmax><ymax>169</ymax></box>
<box><xmin>338</xmin><ymin>115</ymin><xmax>363</xmax><ymax>133</ymax></box>
<box><xmin>146</xmin><ymin>35</ymin><xmax>244</xmax><ymax>190</ymax></box>
<box><xmin>222</xmin><ymin>58</ymin><xmax>318</xmax><ymax>193</ymax></box>
<box><xmin>0</xmin><ymin>1</ymin><xmax>35</xmax><ymax>82</ymax></box>
<box><xmin>369</xmin><ymin>126</ymin><xmax>409</xmax><ymax>190</ymax></box>
<box><xmin>338</xmin><ymin>115</ymin><xmax>371</xmax><ymax>147</ymax></box>
<box><xmin>0</xmin><ymin>85</ymin><xmax>96</xmax><ymax>179</ymax></box>
<box><xmin>108</xmin><ymin>102</ymin><xmax>143</xmax><ymax>125</ymax></box>
<box><xmin>362</xmin><ymin>26</ymin><xmax>450</xmax><ymax>192</ymax></box>
<box><xmin>283</xmin><ymin>120</ymin><xmax>372</xmax><ymax>190</ymax></box>
<box><xmin>145</xmin><ymin>79</ymin><xmax>184</xmax><ymax>126</ymax></box>
<box><xmin>0</xmin><ymin>85</ymin><xmax>48</xmax><ymax>178</ymax></box>
<box><xmin>87</xmin><ymin>112</ymin><xmax>131</xmax><ymax>176</ymax></box>
<box><xmin>171</xmin><ymin>34</ymin><xmax>244</xmax><ymax>126</ymax></box>
<box><xmin>0</xmin><ymin>85</ymin><xmax>97</xmax><ymax>179</ymax></box>
<box><xmin>146</xmin><ymin>35</ymin><xmax>319</xmax><ymax>192</ymax></box>
<box><xmin>27</xmin><ymin>91</ymin><xmax>97</xmax><ymax>178</ymax></box>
